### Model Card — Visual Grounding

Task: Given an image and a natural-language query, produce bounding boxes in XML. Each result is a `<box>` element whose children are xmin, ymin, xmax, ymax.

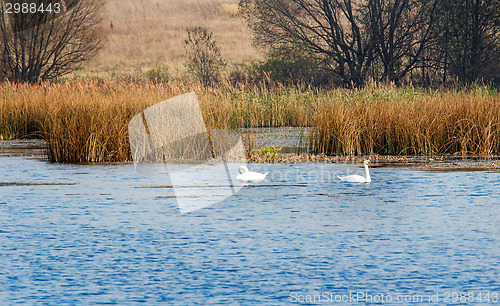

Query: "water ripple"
<box><xmin>0</xmin><ymin>158</ymin><xmax>498</xmax><ymax>304</ymax></box>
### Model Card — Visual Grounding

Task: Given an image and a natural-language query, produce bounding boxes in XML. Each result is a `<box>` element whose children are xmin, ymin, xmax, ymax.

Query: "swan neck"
<box><xmin>365</xmin><ymin>164</ymin><xmax>371</xmax><ymax>182</ymax></box>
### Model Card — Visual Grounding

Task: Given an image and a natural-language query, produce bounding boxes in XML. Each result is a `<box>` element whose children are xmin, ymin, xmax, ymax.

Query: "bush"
<box><xmin>226</xmin><ymin>63</ymin><xmax>260</xmax><ymax>85</ymax></box>
<box><xmin>255</xmin><ymin>45</ymin><xmax>332</xmax><ymax>86</ymax></box>
<box><xmin>144</xmin><ymin>66</ymin><xmax>170</xmax><ymax>83</ymax></box>
<box><xmin>258</xmin><ymin>146</ymin><xmax>282</xmax><ymax>158</ymax></box>
<box><xmin>184</xmin><ymin>27</ymin><xmax>226</xmax><ymax>85</ymax></box>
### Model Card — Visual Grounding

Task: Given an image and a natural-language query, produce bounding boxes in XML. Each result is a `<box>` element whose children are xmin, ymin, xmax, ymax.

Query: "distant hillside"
<box><xmin>78</xmin><ymin>0</ymin><xmax>260</xmax><ymax>78</ymax></box>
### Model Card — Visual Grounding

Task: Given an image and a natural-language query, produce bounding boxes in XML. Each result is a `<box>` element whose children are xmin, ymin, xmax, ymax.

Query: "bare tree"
<box><xmin>0</xmin><ymin>0</ymin><xmax>103</xmax><ymax>83</ymax></box>
<box><xmin>367</xmin><ymin>0</ymin><xmax>439</xmax><ymax>83</ymax></box>
<box><xmin>446</xmin><ymin>0</ymin><xmax>500</xmax><ymax>83</ymax></box>
<box><xmin>420</xmin><ymin>0</ymin><xmax>500</xmax><ymax>84</ymax></box>
<box><xmin>242</xmin><ymin>0</ymin><xmax>500</xmax><ymax>87</ymax></box>
<box><xmin>240</xmin><ymin>0</ymin><xmax>377</xmax><ymax>87</ymax></box>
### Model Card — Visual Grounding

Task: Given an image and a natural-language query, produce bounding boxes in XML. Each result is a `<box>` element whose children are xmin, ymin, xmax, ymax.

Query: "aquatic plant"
<box><xmin>258</xmin><ymin>146</ymin><xmax>282</xmax><ymax>158</ymax></box>
<box><xmin>1</xmin><ymin>80</ymin><xmax>499</xmax><ymax>162</ymax></box>
<box><xmin>311</xmin><ymin>84</ymin><xmax>500</xmax><ymax>156</ymax></box>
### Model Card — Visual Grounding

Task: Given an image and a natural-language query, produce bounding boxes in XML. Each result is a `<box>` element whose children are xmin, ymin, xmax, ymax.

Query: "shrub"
<box><xmin>258</xmin><ymin>146</ymin><xmax>282</xmax><ymax>158</ymax></box>
<box><xmin>144</xmin><ymin>66</ymin><xmax>170</xmax><ymax>83</ymax></box>
<box><xmin>255</xmin><ymin>45</ymin><xmax>332</xmax><ymax>86</ymax></box>
<box><xmin>184</xmin><ymin>27</ymin><xmax>226</xmax><ymax>85</ymax></box>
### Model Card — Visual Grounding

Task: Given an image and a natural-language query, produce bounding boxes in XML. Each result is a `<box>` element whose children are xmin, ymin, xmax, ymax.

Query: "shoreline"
<box><xmin>248</xmin><ymin>153</ymin><xmax>500</xmax><ymax>170</ymax></box>
<box><xmin>2</xmin><ymin>139</ymin><xmax>499</xmax><ymax>170</ymax></box>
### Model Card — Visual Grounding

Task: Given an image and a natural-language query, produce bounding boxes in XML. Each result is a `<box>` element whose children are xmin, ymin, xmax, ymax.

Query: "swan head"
<box><xmin>238</xmin><ymin>166</ymin><xmax>249</xmax><ymax>174</ymax></box>
<box><xmin>364</xmin><ymin>160</ymin><xmax>372</xmax><ymax>166</ymax></box>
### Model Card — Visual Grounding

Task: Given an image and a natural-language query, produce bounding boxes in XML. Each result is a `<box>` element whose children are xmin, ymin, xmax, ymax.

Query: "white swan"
<box><xmin>236</xmin><ymin>166</ymin><xmax>268</xmax><ymax>182</ymax></box>
<box><xmin>337</xmin><ymin>160</ymin><xmax>372</xmax><ymax>183</ymax></box>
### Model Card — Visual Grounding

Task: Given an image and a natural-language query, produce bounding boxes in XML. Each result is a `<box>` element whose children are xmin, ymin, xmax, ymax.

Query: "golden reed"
<box><xmin>1</xmin><ymin>80</ymin><xmax>499</xmax><ymax>162</ymax></box>
<box><xmin>311</xmin><ymin>84</ymin><xmax>500</xmax><ymax>156</ymax></box>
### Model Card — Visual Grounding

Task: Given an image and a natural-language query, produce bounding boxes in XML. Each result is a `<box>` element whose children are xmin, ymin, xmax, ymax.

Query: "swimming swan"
<box><xmin>337</xmin><ymin>160</ymin><xmax>372</xmax><ymax>183</ymax></box>
<box><xmin>236</xmin><ymin>166</ymin><xmax>268</xmax><ymax>182</ymax></box>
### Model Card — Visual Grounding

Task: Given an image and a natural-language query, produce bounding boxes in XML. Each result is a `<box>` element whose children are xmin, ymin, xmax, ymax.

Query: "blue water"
<box><xmin>1</xmin><ymin>156</ymin><xmax>499</xmax><ymax>305</ymax></box>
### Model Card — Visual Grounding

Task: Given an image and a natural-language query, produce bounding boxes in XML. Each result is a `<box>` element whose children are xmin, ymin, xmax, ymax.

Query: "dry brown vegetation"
<box><xmin>2</xmin><ymin>1</ymin><xmax>498</xmax><ymax>164</ymax></box>
<box><xmin>80</xmin><ymin>0</ymin><xmax>259</xmax><ymax>78</ymax></box>
<box><xmin>1</xmin><ymin>80</ymin><xmax>499</xmax><ymax>162</ymax></box>
<box><xmin>0</xmin><ymin>80</ymin><xmax>314</xmax><ymax>162</ymax></box>
<box><xmin>312</xmin><ymin>84</ymin><xmax>500</xmax><ymax>156</ymax></box>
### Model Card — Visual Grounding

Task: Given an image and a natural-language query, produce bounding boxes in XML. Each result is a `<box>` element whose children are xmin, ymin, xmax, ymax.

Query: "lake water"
<box><xmin>1</xmin><ymin>155</ymin><xmax>499</xmax><ymax>305</ymax></box>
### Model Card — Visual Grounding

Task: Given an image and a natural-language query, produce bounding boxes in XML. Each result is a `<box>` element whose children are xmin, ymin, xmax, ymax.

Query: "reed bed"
<box><xmin>1</xmin><ymin>80</ymin><xmax>499</xmax><ymax>162</ymax></box>
<box><xmin>1</xmin><ymin>80</ymin><xmax>185</xmax><ymax>162</ymax></box>
<box><xmin>312</xmin><ymin>85</ymin><xmax>500</xmax><ymax>156</ymax></box>
<box><xmin>0</xmin><ymin>80</ymin><xmax>314</xmax><ymax>162</ymax></box>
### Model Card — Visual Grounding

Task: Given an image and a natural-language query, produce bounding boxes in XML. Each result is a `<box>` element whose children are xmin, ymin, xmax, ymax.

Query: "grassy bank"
<box><xmin>82</xmin><ymin>0</ymin><xmax>258</xmax><ymax>78</ymax></box>
<box><xmin>1</xmin><ymin>80</ymin><xmax>499</xmax><ymax>162</ymax></box>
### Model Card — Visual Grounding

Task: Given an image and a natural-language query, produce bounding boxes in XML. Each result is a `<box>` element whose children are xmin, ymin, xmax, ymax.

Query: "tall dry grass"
<box><xmin>1</xmin><ymin>80</ymin><xmax>184</xmax><ymax>162</ymax></box>
<box><xmin>1</xmin><ymin>80</ymin><xmax>499</xmax><ymax>162</ymax></box>
<box><xmin>0</xmin><ymin>80</ymin><xmax>314</xmax><ymax>162</ymax></box>
<box><xmin>312</xmin><ymin>84</ymin><xmax>500</xmax><ymax>156</ymax></box>
<box><xmin>82</xmin><ymin>0</ymin><xmax>259</xmax><ymax>77</ymax></box>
